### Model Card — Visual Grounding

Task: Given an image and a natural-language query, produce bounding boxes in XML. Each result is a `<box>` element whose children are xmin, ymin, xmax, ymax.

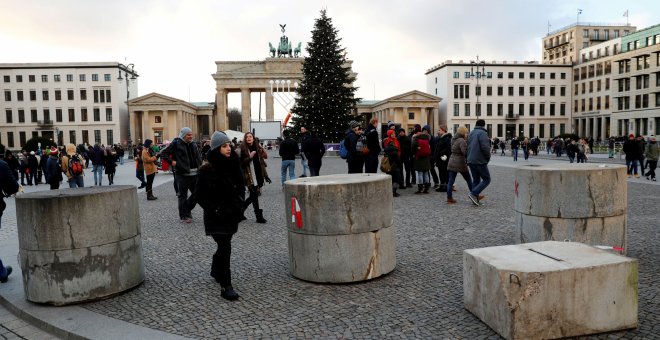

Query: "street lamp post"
<box><xmin>117</xmin><ymin>63</ymin><xmax>138</xmax><ymax>159</ymax></box>
<box><xmin>469</xmin><ymin>56</ymin><xmax>487</xmax><ymax>117</ymax></box>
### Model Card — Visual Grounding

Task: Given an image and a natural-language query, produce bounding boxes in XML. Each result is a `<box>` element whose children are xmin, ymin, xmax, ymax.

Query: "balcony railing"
<box><xmin>37</xmin><ymin>119</ymin><xmax>53</xmax><ymax>126</ymax></box>
<box><xmin>505</xmin><ymin>113</ymin><xmax>519</xmax><ymax>120</ymax></box>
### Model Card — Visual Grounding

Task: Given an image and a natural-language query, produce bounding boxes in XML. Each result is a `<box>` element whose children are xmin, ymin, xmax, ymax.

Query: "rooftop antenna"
<box><xmin>547</xmin><ymin>21</ymin><xmax>551</xmax><ymax>35</ymax></box>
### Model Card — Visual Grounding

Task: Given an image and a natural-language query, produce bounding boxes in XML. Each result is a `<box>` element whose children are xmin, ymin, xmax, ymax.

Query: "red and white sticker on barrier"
<box><xmin>291</xmin><ymin>196</ymin><xmax>302</xmax><ymax>228</ymax></box>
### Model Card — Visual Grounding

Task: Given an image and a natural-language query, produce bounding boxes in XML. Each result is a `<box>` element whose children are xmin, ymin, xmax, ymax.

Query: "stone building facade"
<box><xmin>426</xmin><ymin>61</ymin><xmax>572</xmax><ymax>140</ymax></box>
<box><xmin>0</xmin><ymin>62</ymin><xmax>137</xmax><ymax>149</ymax></box>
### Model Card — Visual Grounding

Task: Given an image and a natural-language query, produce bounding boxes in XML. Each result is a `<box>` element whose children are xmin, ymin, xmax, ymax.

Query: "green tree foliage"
<box><xmin>24</xmin><ymin>137</ymin><xmax>57</xmax><ymax>152</ymax></box>
<box><xmin>288</xmin><ymin>9</ymin><xmax>359</xmax><ymax>142</ymax></box>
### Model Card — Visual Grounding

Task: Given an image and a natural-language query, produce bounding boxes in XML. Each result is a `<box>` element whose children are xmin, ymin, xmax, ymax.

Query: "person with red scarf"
<box><xmin>383</xmin><ymin>129</ymin><xmax>402</xmax><ymax>197</ymax></box>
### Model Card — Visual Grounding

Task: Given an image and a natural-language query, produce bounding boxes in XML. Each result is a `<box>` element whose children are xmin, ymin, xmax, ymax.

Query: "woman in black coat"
<box><xmin>195</xmin><ymin>131</ymin><xmax>245</xmax><ymax>301</ymax></box>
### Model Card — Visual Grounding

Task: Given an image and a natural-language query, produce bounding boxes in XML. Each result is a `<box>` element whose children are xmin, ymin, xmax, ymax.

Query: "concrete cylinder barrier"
<box><xmin>513</xmin><ymin>163</ymin><xmax>627</xmax><ymax>252</ymax></box>
<box><xmin>284</xmin><ymin>174</ymin><xmax>396</xmax><ymax>283</ymax></box>
<box><xmin>16</xmin><ymin>186</ymin><xmax>145</xmax><ymax>305</ymax></box>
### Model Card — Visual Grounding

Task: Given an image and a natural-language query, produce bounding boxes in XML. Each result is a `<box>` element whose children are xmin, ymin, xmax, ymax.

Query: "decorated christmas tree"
<box><xmin>288</xmin><ymin>9</ymin><xmax>359</xmax><ymax>142</ymax></box>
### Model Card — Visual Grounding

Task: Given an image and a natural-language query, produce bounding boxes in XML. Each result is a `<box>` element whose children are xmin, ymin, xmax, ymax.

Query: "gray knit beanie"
<box><xmin>210</xmin><ymin>131</ymin><xmax>231</xmax><ymax>151</ymax></box>
<box><xmin>179</xmin><ymin>127</ymin><xmax>192</xmax><ymax>139</ymax></box>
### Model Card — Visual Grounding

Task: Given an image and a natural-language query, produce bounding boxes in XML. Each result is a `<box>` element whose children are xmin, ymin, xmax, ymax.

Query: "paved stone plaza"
<box><xmin>1</xmin><ymin>152</ymin><xmax>659</xmax><ymax>339</ymax></box>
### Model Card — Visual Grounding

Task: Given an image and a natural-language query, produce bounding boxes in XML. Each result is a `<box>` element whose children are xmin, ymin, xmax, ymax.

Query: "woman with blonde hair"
<box><xmin>239</xmin><ymin>132</ymin><xmax>271</xmax><ymax>223</ymax></box>
<box><xmin>446</xmin><ymin>126</ymin><xmax>474</xmax><ymax>204</ymax></box>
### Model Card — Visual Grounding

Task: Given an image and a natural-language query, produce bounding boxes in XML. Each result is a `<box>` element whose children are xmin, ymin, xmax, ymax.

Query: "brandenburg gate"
<box><xmin>212</xmin><ymin>58</ymin><xmax>303</xmax><ymax>131</ymax></box>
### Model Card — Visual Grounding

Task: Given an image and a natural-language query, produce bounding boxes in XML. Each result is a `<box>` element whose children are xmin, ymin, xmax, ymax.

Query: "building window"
<box><xmin>550</xmin><ymin>86</ymin><xmax>556</xmax><ymax>96</ymax></box>
<box><xmin>81</xmin><ymin>108</ymin><xmax>88</xmax><ymax>121</ymax></box>
<box><xmin>560</xmin><ymin>86</ymin><xmax>566</xmax><ymax>96</ymax></box>
<box><xmin>550</xmin><ymin>103</ymin><xmax>556</xmax><ymax>116</ymax></box>
<box><xmin>18</xmin><ymin>109</ymin><xmax>24</xmax><ymax>123</ymax></box>
<box><xmin>94</xmin><ymin>130</ymin><xmax>101</xmax><ymax>144</ymax></box>
<box><xmin>539</xmin><ymin>86</ymin><xmax>545</xmax><ymax>96</ymax></box>
<box><xmin>519</xmin><ymin>72</ymin><xmax>524</xmax><ymax>79</ymax></box>
<box><xmin>43</xmin><ymin>109</ymin><xmax>50</xmax><ymax>122</ymax></box>
<box><xmin>8</xmin><ymin>132</ymin><xmax>14</xmax><ymax>148</ymax></box>
<box><xmin>67</xmin><ymin>89</ymin><xmax>74</xmax><ymax>100</ymax></box>
<box><xmin>16</xmin><ymin>75</ymin><xmax>22</xmax><ymax>82</ymax></box>
<box><xmin>93</xmin><ymin>108</ymin><xmax>100</xmax><ymax>121</ymax></box>
<box><xmin>5</xmin><ymin>110</ymin><xmax>13</xmax><ymax>123</ymax></box>
<box><xmin>3</xmin><ymin>90</ymin><xmax>10</xmax><ymax>101</ymax></box>
<box><xmin>486</xmin><ymin>104</ymin><xmax>492</xmax><ymax>116</ymax></box>
<box><xmin>408</xmin><ymin>112</ymin><xmax>414</xmax><ymax>120</ymax></box>
<box><xmin>41</xmin><ymin>75</ymin><xmax>48</xmax><ymax>82</ymax></box>
<box><xmin>508</xmin><ymin>86</ymin><xmax>514</xmax><ymax>96</ymax></box>
<box><xmin>92</xmin><ymin>74</ymin><xmax>99</xmax><ymax>81</ymax></box>
<box><xmin>28</xmin><ymin>75</ymin><xmax>35</xmax><ymax>82</ymax></box>
<box><xmin>104</xmin><ymin>74</ymin><xmax>111</xmax><ymax>81</ymax></box>
<box><xmin>540</xmin><ymin>103</ymin><xmax>545</xmax><ymax>116</ymax></box>
<box><xmin>497</xmin><ymin>86</ymin><xmax>503</xmax><ymax>96</ymax></box>
<box><xmin>454</xmin><ymin>84</ymin><xmax>470</xmax><ymax>99</ymax></box>
<box><xmin>69</xmin><ymin>131</ymin><xmax>76</xmax><ymax>145</ymax></box>
<box><xmin>560</xmin><ymin>103</ymin><xmax>566</xmax><ymax>116</ymax></box>
<box><xmin>539</xmin><ymin>124</ymin><xmax>545</xmax><ymax>138</ymax></box>
<box><xmin>560</xmin><ymin>72</ymin><xmax>566</xmax><ymax>79</ymax></box>
<box><xmin>464</xmin><ymin>72</ymin><xmax>471</xmax><ymax>79</ymax></box>
<box><xmin>540</xmin><ymin>72</ymin><xmax>545</xmax><ymax>79</ymax></box>
<box><xmin>155</xmin><ymin>116</ymin><xmax>162</xmax><ymax>123</ymax></box>
<box><xmin>508</xmin><ymin>72</ymin><xmax>514</xmax><ymax>79</ymax></box>
<box><xmin>80</xmin><ymin>89</ymin><xmax>87</xmax><ymax>100</ymax></box>
<box><xmin>107</xmin><ymin>130</ymin><xmax>113</xmax><ymax>145</ymax></box>
<box><xmin>80</xmin><ymin>74</ymin><xmax>86</xmax><ymax>81</ymax></box>
<box><xmin>29</xmin><ymin>90</ymin><xmax>36</xmax><ymax>101</ymax></box>
<box><xmin>518</xmin><ymin>86</ymin><xmax>524</xmax><ymax>96</ymax></box>
<box><xmin>497</xmin><ymin>72</ymin><xmax>503</xmax><ymax>79</ymax></box>
<box><xmin>81</xmin><ymin>130</ymin><xmax>88</xmax><ymax>144</ymax></box>
<box><xmin>2</xmin><ymin>75</ymin><xmax>9</xmax><ymax>83</ymax></box>
<box><xmin>68</xmin><ymin>108</ymin><xmax>75</xmax><ymax>122</ymax></box>
<box><xmin>529</xmin><ymin>103</ymin><xmax>535</xmax><ymax>116</ymax></box>
<box><xmin>453</xmin><ymin>103</ymin><xmax>459</xmax><ymax>116</ymax></box>
<box><xmin>530</xmin><ymin>72</ymin><xmax>535</xmax><ymax>79</ymax></box>
<box><xmin>66</xmin><ymin>74</ymin><xmax>73</xmax><ymax>82</ymax></box>
<box><xmin>55</xmin><ymin>108</ymin><xmax>62</xmax><ymax>122</ymax></box>
<box><xmin>55</xmin><ymin>90</ymin><xmax>62</xmax><ymax>100</ymax></box>
<box><xmin>16</xmin><ymin>90</ymin><xmax>23</xmax><ymax>101</ymax></box>
<box><xmin>497</xmin><ymin>103</ymin><xmax>503</xmax><ymax>116</ymax></box>
<box><xmin>486</xmin><ymin>86</ymin><xmax>492</xmax><ymax>96</ymax></box>
<box><xmin>476</xmin><ymin>103</ymin><xmax>482</xmax><ymax>115</ymax></box>
<box><xmin>519</xmin><ymin>103</ymin><xmax>524</xmax><ymax>116</ymax></box>
<box><xmin>54</xmin><ymin>75</ymin><xmax>61</xmax><ymax>82</ymax></box>
<box><xmin>508</xmin><ymin>103</ymin><xmax>514</xmax><ymax>115</ymax></box>
<box><xmin>476</xmin><ymin>85</ymin><xmax>481</xmax><ymax>96</ymax></box>
<box><xmin>105</xmin><ymin>108</ymin><xmax>112</xmax><ymax>121</ymax></box>
<box><xmin>453</xmin><ymin>72</ymin><xmax>459</xmax><ymax>78</ymax></box>
<box><xmin>550</xmin><ymin>73</ymin><xmax>556</xmax><ymax>79</ymax></box>
<box><xmin>42</xmin><ymin>90</ymin><xmax>49</xmax><ymax>100</ymax></box>
<box><xmin>30</xmin><ymin>109</ymin><xmax>37</xmax><ymax>122</ymax></box>
<box><xmin>529</xmin><ymin>86</ymin><xmax>535</xmax><ymax>96</ymax></box>
<box><xmin>464</xmin><ymin>103</ymin><xmax>471</xmax><ymax>116</ymax></box>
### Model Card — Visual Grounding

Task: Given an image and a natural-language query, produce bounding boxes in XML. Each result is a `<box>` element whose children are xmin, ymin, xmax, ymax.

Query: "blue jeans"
<box><xmin>416</xmin><ymin>171</ymin><xmax>430</xmax><ymax>184</ymax></box>
<box><xmin>68</xmin><ymin>175</ymin><xmax>84</xmax><ymax>188</ymax></box>
<box><xmin>626</xmin><ymin>159</ymin><xmax>639</xmax><ymax>175</ymax></box>
<box><xmin>281</xmin><ymin>160</ymin><xmax>296</xmax><ymax>185</ymax></box>
<box><xmin>119</xmin><ymin>155</ymin><xmax>124</xmax><ymax>165</ymax></box>
<box><xmin>447</xmin><ymin>171</ymin><xmax>472</xmax><ymax>199</ymax></box>
<box><xmin>300</xmin><ymin>156</ymin><xmax>309</xmax><ymax>176</ymax></box>
<box><xmin>512</xmin><ymin>148</ymin><xmax>519</xmax><ymax>161</ymax></box>
<box><xmin>469</xmin><ymin>164</ymin><xmax>491</xmax><ymax>196</ymax></box>
<box><xmin>93</xmin><ymin>164</ymin><xmax>104</xmax><ymax>185</ymax></box>
<box><xmin>523</xmin><ymin>148</ymin><xmax>529</xmax><ymax>160</ymax></box>
<box><xmin>0</xmin><ymin>219</ymin><xmax>7</xmax><ymax>279</ymax></box>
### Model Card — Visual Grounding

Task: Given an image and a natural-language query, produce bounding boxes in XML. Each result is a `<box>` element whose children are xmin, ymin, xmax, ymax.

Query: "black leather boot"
<box><xmin>255</xmin><ymin>209</ymin><xmax>267</xmax><ymax>223</ymax></box>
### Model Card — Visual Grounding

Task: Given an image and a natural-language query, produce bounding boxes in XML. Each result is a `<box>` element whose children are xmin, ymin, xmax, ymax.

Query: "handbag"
<box><xmin>379</xmin><ymin>156</ymin><xmax>391</xmax><ymax>173</ymax></box>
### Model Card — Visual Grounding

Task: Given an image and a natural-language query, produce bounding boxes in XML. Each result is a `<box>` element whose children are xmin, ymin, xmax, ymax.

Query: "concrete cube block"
<box><xmin>463</xmin><ymin>241</ymin><xmax>638</xmax><ymax>339</ymax></box>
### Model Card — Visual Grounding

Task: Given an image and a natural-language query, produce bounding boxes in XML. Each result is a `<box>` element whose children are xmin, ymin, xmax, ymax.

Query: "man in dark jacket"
<box><xmin>364</xmin><ymin>118</ymin><xmax>382</xmax><ymax>173</ymax></box>
<box><xmin>466</xmin><ymin>119</ymin><xmax>491</xmax><ymax>206</ymax></box>
<box><xmin>160</xmin><ymin>127</ymin><xmax>203</xmax><ymax>223</ymax></box>
<box><xmin>1</xmin><ymin>159</ymin><xmax>19</xmax><ymax>283</ymax></box>
<box><xmin>434</xmin><ymin>126</ymin><xmax>452</xmax><ymax>192</ymax></box>
<box><xmin>622</xmin><ymin>134</ymin><xmax>642</xmax><ymax>177</ymax></box>
<box><xmin>303</xmin><ymin>131</ymin><xmax>326</xmax><ymax>177</ymax></box>
<box><xmin>91</xmin><ymin>144</ymin><xmax>105</xmax><ymax>185</ymax></box>
<box><xmin>397</xmin><ymin>128</ymin><xmax>413</xmax><ymax>188</ymax></box>
<box><xmin>345</xmin><ymin>121</ymin><xmax>365</xmax><ymax>174</ymax></box>
<box><xmin>279</xmin><ymin>130</ymin><xmax>299</xmax><ymax>185</ymax></box>
<box><xmin>299</xmin><ymin>126</ymin><xmax>311</xmax><ymax>177</ymax></box>
<box><xmin>27</xmin><ymin>151</ymin><xmax>38</xmax><ymax>185</ymax></box>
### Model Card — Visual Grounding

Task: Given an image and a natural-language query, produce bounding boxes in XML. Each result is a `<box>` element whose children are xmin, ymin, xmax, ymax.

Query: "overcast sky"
<box><xmin>1</xmin><ymin>0</ymin><xmax>658</xmax><ymax>120</ymax></box>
